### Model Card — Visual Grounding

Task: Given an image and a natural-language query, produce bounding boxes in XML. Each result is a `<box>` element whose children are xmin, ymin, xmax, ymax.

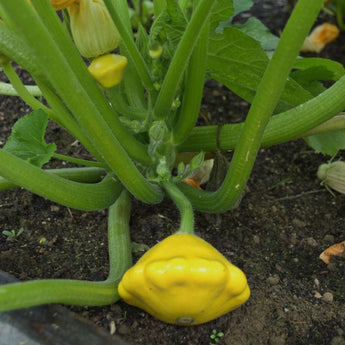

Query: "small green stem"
<box><xmin>52</xmin><ymin>153</ymin><xmax>107</xmax><ymax>168</ymax></box>
<box><xmin>107</xmin><ymin>190</ymin><xmax>133</xmax><ymax>282</ymax></box>
<box><xmin>2</xmin><ymin>62</ymin><xmax>51</xmax><ymax>114</ymax></box>
<box><xmin>153</xmin><ymin>0</ymin><xmax>214</xmax><ymax>119</ymax></box>
<box><xmin>162</xmin><ymin>181</ymin><xmax>194</xmax><ymax>234</ymax></box>
<box><xmin>0</xmin><ymin>280</ymin><xmax>119</xmax><ymax>311</ymax></box>
<box><xmin>0</xmin><ymin>81</ymin><xmax>41</xmax><ymax>97</ymax></box>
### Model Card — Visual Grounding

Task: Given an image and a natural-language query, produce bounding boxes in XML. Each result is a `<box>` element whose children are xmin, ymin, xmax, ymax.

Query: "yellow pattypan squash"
<box><xmin>118</xmin><ymin>233</ymin><xmax>250</xmax><ymax>325</ymax></box>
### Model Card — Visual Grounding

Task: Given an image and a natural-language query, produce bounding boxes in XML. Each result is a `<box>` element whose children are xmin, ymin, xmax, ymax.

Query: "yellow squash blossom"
<box><xmin>118</xmin><ymin>233</ymin><xmax>250</xmax><ymax>325</ymax></box>
<box><xmin>68</xmin><ymin>0</ymin><xmax>120</xmax><ymax>58</ymax></box>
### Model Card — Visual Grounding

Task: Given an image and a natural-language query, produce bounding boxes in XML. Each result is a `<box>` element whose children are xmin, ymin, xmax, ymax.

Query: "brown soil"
<box><xmin>1</xmin><ymin>1</ymin><xmax>345</xmax><ymax>345</ymax></box>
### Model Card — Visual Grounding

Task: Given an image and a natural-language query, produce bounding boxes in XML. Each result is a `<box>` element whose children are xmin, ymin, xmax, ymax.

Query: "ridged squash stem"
<box><xmin>0</xmin><ymin>279</ymin><xmax>120</xmax><ymax>312</ymax></box>
<box><xmin>30</xmin><ymin>0</ymin><xmax>153</xmax><ymax>166</ymax></box>
<box><xmin>0</xmin><ymin>167</ymin><xmax>107</xmax><ymax>191</ymax></box>
<box><xmin>103</xmin><ymin>0</ymin><xmax>154</xmax><ymax>93</ymax></box>
<box><xmin>0</xmin><ymin>149</ymin><xmax>121</xmax><ymax>211</ymax></box>
<box><xmin>179</xmin><ymin>76</ymin><xmax>345</xmax><ymax>152</ymax></box>
<box><xmin>177</xmin><ymin>0</ymin><xmax>325</xmax><ymax>213</ymax></box>
<box><xmin>1</xmin><ymin>0</ymin><xmax>163</xmax><ymax>204</ymax></box>
<box><xmin>153</xmin><ymin>0</ymin><xmax>215</xmax><ymax>120</ymax></box>
<box><xmin>172</xmin><ymin>20</ymin><xmax>208</xmax><ymax>145</ymax></box>
<box><xmin>107</xmin><ymin>190</ymin><xmax>133</xmax><ymax>282</ymax></box>
<box><xmin>162</xmin><ymin>181</ymin><xmax>194</xmax><ymax>234</ymax></box>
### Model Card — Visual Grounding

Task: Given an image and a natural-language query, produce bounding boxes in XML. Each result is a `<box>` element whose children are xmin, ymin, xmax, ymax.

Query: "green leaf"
<box><xmin>233</xmin><ymin>0</ymin><xmax>253</xmax><ymax>16</ymax></box>
<box><xmin>232</xmin><ymin>17</ymin><xmax>279</xmax><ymax>52</ymax></box>
<box><xmin>210</xmin><ymin>0</ymin><xmax>234</xmax><ymax>34</ymax></box>
<box><xmin>293</xmin><ymin>57</ymin><xmax>345</xmax><ymax>81</ymax></box>
<box><xmin>3</xmin><ymin>109</ymin><xmax>56</xmax><ymax>167</ymax></box>
<box><xmin>305</xmin><ymin>130</ymin><xmax>345</xmax><ymax>156</ymax></box>
<box><xmin>206</xmin><ymin>26</ymin><xmax>312</xmax><ymax>113</ymax></box>
<box><xmin>291</xmin><ymin>58</ymin><xmax>345</xmax><ymax>97</ymax></box>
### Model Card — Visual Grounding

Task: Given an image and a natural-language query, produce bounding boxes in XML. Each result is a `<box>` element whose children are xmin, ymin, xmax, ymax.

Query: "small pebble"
<box><xmin>324</xmin><ymin>234</ymin><xmax>335</xmax><ymax>242</ymax></box>
<box><xmin>321</xmin><ymin>292</ymin><xmax>334</xmax><ymax>303</ymax></box>
<box><xmin>292</xmin><ymin>218</ymin><xmax>306</xmax><ymax>228</ymax></box>
<box><xmin>267</xmin><ymin>274</ymin><xmax>280</xmax><ymax>286</ymax></box>
<box><xmin>305</xmin><ymin>237</ymin><xmax>318</xmax><ymax>247</ymax></box>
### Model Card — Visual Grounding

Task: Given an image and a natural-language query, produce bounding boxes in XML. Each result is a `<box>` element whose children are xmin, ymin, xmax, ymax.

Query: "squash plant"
<box><xmin>0</xmin><ymin>0</ymin><xmax>345</xmax><ymax>325</ymax></box>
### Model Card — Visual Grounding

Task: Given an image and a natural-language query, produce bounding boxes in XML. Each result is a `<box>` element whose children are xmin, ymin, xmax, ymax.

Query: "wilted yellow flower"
<box><xmin>301</xmin><ymin>23</ymin><xmax>339</xmax><ymax>53</ymax></box>
<box><xmin>50</xmin><ymin>0</ymin><xmax>79</xmax><ymax>10</ymax></box>
<box><xmin>68</xmin><ymin>0</ymin><xmax>121</xmax><ymax>58</ymax></box>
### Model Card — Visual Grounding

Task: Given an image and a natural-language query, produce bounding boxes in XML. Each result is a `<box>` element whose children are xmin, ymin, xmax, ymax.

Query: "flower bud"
<box><xmin>149</xmin><ymin>44</ymin><xmax>163</xmax><ymax>59</ymax></box>
<box><xmin>88</xmin><ymin>53</ymin><xmax>127</xmax><ymax>88</ymax></box>
<box><xmin>68</xmin><ymin>0</ymin><xmax>121</xmax><ymax>58</ymax></box>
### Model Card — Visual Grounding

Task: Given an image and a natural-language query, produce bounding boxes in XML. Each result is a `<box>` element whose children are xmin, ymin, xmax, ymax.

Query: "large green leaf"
<box><xmin>206</xmin><ymin>26</ymin><xmax>313</xmax><ymax>113</ymax></box>
<box><xmin>210</xmin><ymin>0</ymin><xmax>234</xmax><ymax>34</ymax></box>
<box><xmin>232</xmin><ymin>17</ymin><xmax>279</xmax><ymax>52</ymax></box>
<box><xmin>3</xmin><ymin>109</ymin><xmax>56</xmax><ymax>167</ymax></box>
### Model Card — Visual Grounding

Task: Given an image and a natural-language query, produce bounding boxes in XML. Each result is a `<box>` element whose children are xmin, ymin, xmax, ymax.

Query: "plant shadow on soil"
<box><xmin>1</xmin><ymin>1</ymin><xmax>345</xmax><ymax>344</ymax></box>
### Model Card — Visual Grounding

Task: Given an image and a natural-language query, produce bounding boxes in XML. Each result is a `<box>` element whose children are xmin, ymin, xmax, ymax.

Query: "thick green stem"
<box><xmin>162</xmin><ymin>181</ymin><xmax>194</xmax><ymax>234</ymax></box>
<box><xmin>172</xmin><ymin>20</ymin><xmax>208</xmax><ymax>144</ymax></box>
<box><xmin>178</xmin><ymin>0</ymin><xmax>324</xmax><ymax>213</ymax></box>
<box><xmin>0</xmin><ymin>167</ymin><xmax>106</xmax><ymax>190</ymax></box>
<box><xmin>179</xmin><ymin>75</ymin><xmax>345</xmax><ymax>152</ymax></box>
<box><xmin>103</xmin><ymin>0</ymin><xmax>154</xmax><ymax>93</ymax></box>
<box><xmin>153</xmin><ymin>0</ymin><xmax>214</xmax><ymax>119</ymax></box>
<box><xmin>0</xmin><ymin>149</ymin><xmax>121</xmax><ymax>211</ymax></box>
<box><xmin>107</xmin><ymin>190</ymin><xmax>133</xmax><ymax>282</ymax></box>
<box><xmin>0</xmin><ymin>280</ymin><xmax>119</xmax><ymax>311</ymax></box>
